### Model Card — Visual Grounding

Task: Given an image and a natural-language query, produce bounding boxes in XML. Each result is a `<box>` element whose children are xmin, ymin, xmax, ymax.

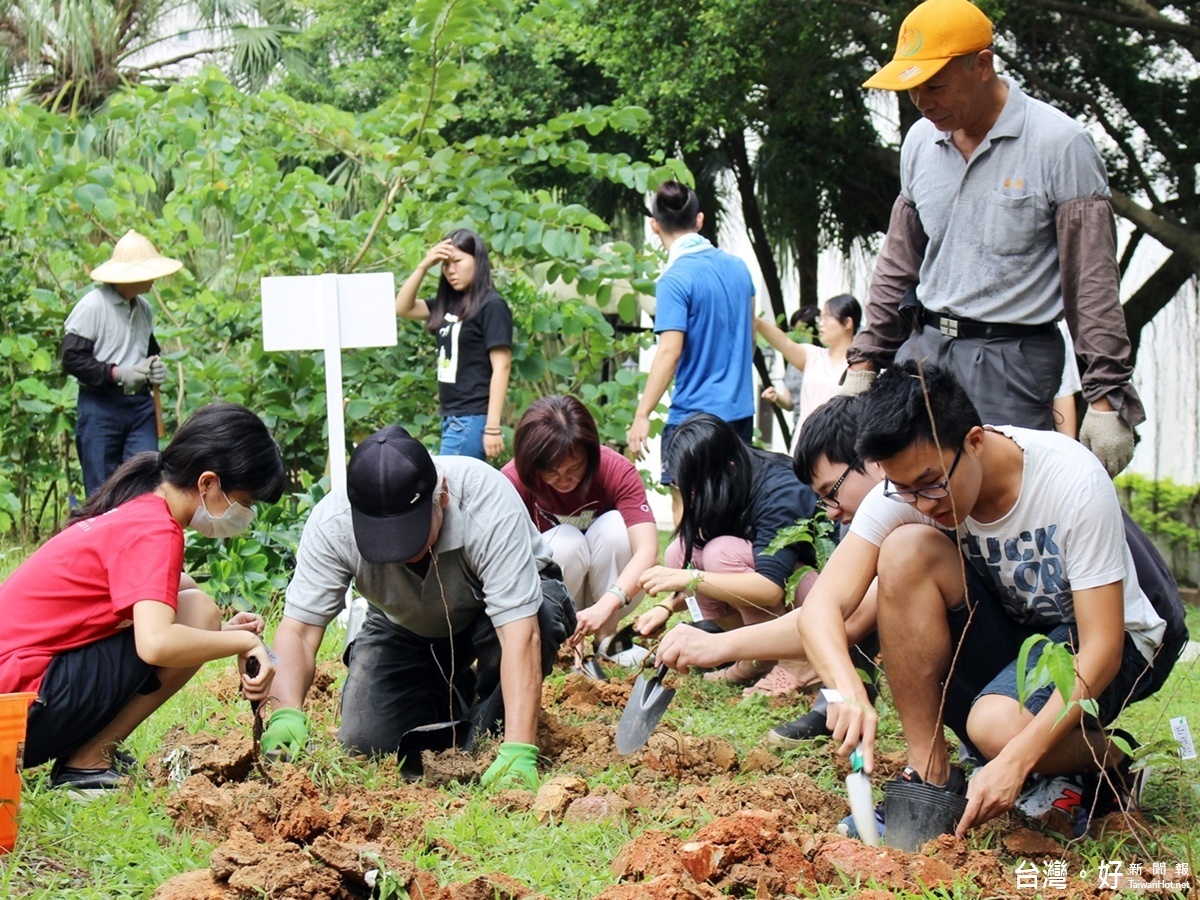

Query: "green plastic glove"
<box><xmin>480</xmin><ymin>742</ymin><xmax>540</xmax><ymax>790</ymax></box>
<box><xmin>260</xmin><ymin>708</ymin><xmax>309</xmax><ymax>761</ymax></box>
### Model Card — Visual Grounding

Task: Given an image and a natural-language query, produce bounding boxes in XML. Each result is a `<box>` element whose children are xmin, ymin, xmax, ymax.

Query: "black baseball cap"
<box><xmin>346</xmin><ymin>426</ymin><xmax>439</xmax><ymax>564</ymax></box>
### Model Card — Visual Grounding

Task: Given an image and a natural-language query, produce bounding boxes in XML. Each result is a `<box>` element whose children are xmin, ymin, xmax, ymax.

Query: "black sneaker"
<box><xmin>765</xmin><ymin>679</ymin><xmax>879</xmax><ymax>749</ymax></box>
<box><xmin>765</xmin><ymin>708</ymin><xmax>832</xmax><ymax>747</ymax></box>
<box><xmin>838</xmin><ymin>764</ymin><xmax>967</xmax><ymax>841</ymax></box>
<box><xmin>50</xmin><ymin>762</ymin><xmax>125</xmax><ymax>797</ymax></box>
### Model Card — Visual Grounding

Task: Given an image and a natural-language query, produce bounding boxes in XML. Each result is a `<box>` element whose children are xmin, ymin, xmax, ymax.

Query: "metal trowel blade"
<box><xmin>846</xmin><ymin>771</ymin><xmax>880</xmax><ymax>846</ymax></box>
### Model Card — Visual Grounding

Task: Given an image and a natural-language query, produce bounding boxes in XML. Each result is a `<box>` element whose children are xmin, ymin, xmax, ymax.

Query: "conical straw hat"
<box><xmin>89</xmin><ymin>231</ymin><xmax>183</xmax><ymax>284</ymax></box>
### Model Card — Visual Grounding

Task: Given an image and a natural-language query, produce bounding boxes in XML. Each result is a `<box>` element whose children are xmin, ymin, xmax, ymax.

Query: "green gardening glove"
<box><xmin>260</xmin><ymin>708</ymin><xmax>309</xmax><ymax>761</ymax></box>
<box><xmin>480</xmin><ymin>742</ymin><xmax>540</xmax><ymax>790</ymax></box>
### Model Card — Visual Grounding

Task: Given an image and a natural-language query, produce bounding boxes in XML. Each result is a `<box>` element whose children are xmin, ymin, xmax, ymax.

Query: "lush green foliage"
<box><xmin>0</xmin><ymin>0</ymin><xmax>690</xmax><ymax>589</ymax></box>
<box><xmin>1116</xmin><ymin>473</ymin><xmax>1200</xmax><ymax>553</ymax></box>
<box><xmin>0</xmin><ymin>0</ymin><xmax>307</xmax><ymax>112</ymax></box>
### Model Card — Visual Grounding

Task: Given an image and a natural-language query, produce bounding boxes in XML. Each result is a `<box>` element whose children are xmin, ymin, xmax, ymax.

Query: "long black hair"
<box><xmin>425</xmin><ymin>228</ymin><xmax>496</xmax><ymax>333</ymax></box>
<box><xmin>69</xmin><ymin>402</ymin><xmax>286</xmax><ymax>523</ymax></box>
<box><xmin>666</xmin><ymin>413</ymin><xmax>789</xmax><ymax>566</ymax></box>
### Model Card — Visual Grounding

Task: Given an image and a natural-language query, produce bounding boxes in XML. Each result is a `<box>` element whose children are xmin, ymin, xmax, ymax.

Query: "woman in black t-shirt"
<box><xmin>636</xmin><ymin>413</ymin><xmax>817</xmax><ymax>683</ymax></box>
<box><xmin>395</xmin><ymin>229</ymin><xmax>514</xmax><ymax>460</ymax></box>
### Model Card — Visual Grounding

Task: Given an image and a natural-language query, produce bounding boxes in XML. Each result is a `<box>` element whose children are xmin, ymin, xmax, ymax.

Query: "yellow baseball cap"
<box><xmin>863</xmin><ymin>0</ymin><xmax>993</xmax><ymax>91</ymax></box>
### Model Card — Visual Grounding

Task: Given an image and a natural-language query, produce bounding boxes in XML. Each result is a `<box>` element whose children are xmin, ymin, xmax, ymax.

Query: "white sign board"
<box><xmin>261</xmin><ymin>272</ymin><xmax>397</xmax><ymax>494</ymax></box>
<box><xmin>262</xmin><ymin>273</ymin><xmax>397</xmax><ymax>351</ymax></box>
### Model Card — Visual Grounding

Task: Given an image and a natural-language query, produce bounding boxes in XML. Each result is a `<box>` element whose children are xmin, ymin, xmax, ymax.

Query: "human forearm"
<box><xmin>135</xmin><ymin>621</ymin><xmax>258</xmax><ymax>669</ymax></box>
<box><xmin>799</xmin><ymin>599</ymin><xmax>860</xmax><ymax>694</ymax></box>
<box><xmin>846</xmin><ymin>197</ymin><xmax>924</xmax><ymax>370</ymax></box>
<box><xmin>497</xmin><ymin>618</ymin><xmax>542</xmax><ymax>744</ymax></box>
<box><xmin>695</xmin><ymin>570</ymin><xmax>785</xmax><ymax>610</ymax></box>
<box><xmin>755</xmin><ymin>318</ymin><xmax>808</xmax><ymax>370</ymax></box>
<box><xmin>62</xmin><ymin>334</ymin><xmax>116</xmax><ymax>388</ymax></box>
<box><xmin>997</xmin><ymin>637</ymin><xmax>1123</xmax><ymax>773</ymax></box>
<box><xmin>486</xmin><ymin>351</ymin><xmax>511</xmax><ymax>428</ymax></box>
<box><xmin>635</xmin><ymin>344</ymin><xmax>681</xmax><ymax>418</ymax></box>
<box><xmin>1057</xmin><ymin>196</ymin><xmax>1144</xmax><ymax>426</ymax></box>
<box><xmin>395</xmin><ymin>266</ymin><xmax>432</xmax><ymax>318</ymax></box>
<box><xmin>269</xmin><ymin>617</ymin><xmax>326</xmax><ymax>709</ymax></box>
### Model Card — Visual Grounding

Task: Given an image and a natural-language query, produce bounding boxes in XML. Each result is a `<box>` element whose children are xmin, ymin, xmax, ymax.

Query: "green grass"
<box><xmin>1</xmin><ymin>536</ymin><xmax>1198</xmax><ymax>898</ymax></box>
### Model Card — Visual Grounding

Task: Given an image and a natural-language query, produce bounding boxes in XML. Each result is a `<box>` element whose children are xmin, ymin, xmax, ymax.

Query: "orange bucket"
<box><xmin>0</xmin><ymin>692</ymin><xmax>38</xmax><ymax>854</ymax></box>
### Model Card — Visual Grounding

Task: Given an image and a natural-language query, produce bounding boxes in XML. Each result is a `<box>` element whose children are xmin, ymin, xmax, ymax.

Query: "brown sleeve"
<box><xmin>847</xmin><ymin>196</ymin><xmax>927</xmax><ymax>369</ymax></box>
<box><xmin>1056</xmin><ymin>195</ymin><xmax>1145</xmax><ymax>427</ymax></box>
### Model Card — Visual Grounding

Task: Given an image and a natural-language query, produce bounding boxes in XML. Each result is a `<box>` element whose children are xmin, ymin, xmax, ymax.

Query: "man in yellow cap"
<box><xmin>62</xmin><ymin>231</ymin><xmax>182</xmax><ymax>495</ymax></box>
<box><xmin>844</xmin><ymin>0</ymin><xmax>1143</xmax><ymax>479</ymax></box>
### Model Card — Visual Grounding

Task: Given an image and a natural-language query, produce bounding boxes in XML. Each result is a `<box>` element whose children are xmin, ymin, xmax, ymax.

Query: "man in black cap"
<box><xmin>262</xmin><ymin>426</ymin><xmax>575</xmax><ymax>788</ymax></box>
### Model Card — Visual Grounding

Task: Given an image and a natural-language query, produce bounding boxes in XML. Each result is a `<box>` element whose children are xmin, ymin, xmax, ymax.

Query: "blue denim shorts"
<box><xmin>975</xmin><ymin>623</ymin><xmax>1156</xmax><ymax>727</ymax></box>
<box><xmin>942</xmin><ymin>560</ymin><xmax>1157</xmax><ymax>738</ymax></box>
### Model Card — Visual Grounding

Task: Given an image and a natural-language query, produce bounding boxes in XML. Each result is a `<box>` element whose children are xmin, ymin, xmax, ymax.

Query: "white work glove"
<box><xmin>1079</xmin><ymin>408</ymin><xmax>1135</xmax><ymax>477</ymax></box>
<box><xmin>147</xmin><ymin>356</ymin><xmax>167</xmax><ymax>386</ymax></box>
<box><xmin>112</xmin><ymin>360</ymin><xmax>152</xmax><ymax>395</ymax></box>
<box><xmin>839</xmin><ymin>369</ymin><xmax>877</xmax><ymax>397</ymax></box>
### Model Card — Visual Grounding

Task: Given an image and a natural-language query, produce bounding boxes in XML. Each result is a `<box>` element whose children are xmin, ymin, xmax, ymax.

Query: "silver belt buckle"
<box><xmin>937</xmin><ymin>315</ymin><xmax>959</xmax><ymax>338</ymax></box>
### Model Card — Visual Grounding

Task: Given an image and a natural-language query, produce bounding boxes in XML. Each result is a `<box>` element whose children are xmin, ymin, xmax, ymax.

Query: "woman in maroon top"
<box><xmin>503</xmin><ymin>396</ymin><xmax>658</xmax><ymax>648</ymax></box>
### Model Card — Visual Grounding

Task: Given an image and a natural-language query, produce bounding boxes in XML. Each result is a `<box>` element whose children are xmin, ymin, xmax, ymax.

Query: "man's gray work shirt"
<box><xmin>902</xmin><ymin>78</ymin><xmax>1111</xmax><ymax>325</ymax></box>
<box><xmin>63</xmin><ymin>284</ymin><xmax>155</xmax><ymax>368</ymax></box>
<box><xmin>284</xmin><ymin>456</ymin><xmax>555</xmax><ymax>637</ymax></box>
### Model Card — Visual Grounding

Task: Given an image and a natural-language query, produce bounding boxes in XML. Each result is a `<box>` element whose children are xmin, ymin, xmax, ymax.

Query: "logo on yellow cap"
<box><xmin>898</xmin><ymin>25</ymin><xmax>923</xmax><ymax>58</ymax></box>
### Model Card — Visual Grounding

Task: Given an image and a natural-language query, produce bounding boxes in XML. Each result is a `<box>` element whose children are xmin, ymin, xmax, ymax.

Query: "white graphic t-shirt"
<box><xmin>849</xmin><ymin>426</ymin><xmax>1165</xmax><ymax>661</ymax></box>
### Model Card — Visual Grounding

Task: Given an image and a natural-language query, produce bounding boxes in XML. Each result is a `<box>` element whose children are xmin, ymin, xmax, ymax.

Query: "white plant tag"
<box><xmin>1171</xmin><ymin>716</ymin><xmax>1196</xmax><ymax>760</ymax></box>
<box><xmin>684</xmin><ymin>592</ymin><xmax>703</xmax><ymax>621</ymax></box>
<box><xmin>821</xmin><ymin>687</ymin><xmax>844</xmax><ymax>705</ymax></box>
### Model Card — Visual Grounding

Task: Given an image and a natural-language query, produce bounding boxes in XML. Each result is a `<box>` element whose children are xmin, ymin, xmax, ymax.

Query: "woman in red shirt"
<box><xmin>503</xmin><ymin>395</ymin><xmax>658</xmax><ymax>652</ymax></box>
<box><xmin>0</xmin><ymin>402</ymin><xmax>285</xmax><ymax>794</ymax></box>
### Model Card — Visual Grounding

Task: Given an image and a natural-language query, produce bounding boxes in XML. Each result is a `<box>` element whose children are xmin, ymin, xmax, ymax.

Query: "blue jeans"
<box><xmin>439</xmin><ymin>414</ymin><xmax>488</xmax><ymax>460</ymax></box>
<box><xmin>76</xmin><ymin>391</ymin><xmax>158</xmax><ymax>496</ymax></box>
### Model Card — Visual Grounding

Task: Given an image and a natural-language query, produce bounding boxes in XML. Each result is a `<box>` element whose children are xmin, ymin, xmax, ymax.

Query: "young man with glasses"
<box><xmin>808</xmin><ymin>362</ymin><xmax>1184</xmax><ymax>838</ymax></box>
<box><xmin>766</xmin><ymin>395</ymin><xmax>886</xmax><ymax>746</ymax></box>
<box><xmin>657</xmin><ymin>362</ymin><xmax>1185</xmax><ymax>839</ymax></box>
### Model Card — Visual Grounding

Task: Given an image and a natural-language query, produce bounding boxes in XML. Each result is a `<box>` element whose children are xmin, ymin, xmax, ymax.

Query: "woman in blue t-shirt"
<box><xmin>395</xmin><ymin>229</ymin><xmax>514</xmax><ymax>460</ymax></box>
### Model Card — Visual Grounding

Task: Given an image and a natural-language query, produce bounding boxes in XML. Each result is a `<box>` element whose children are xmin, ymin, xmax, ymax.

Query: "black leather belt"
<box><xmin>923</xmin><ymin>310</ymin><xmax>1058</xmax><ymax>340</ymax></box>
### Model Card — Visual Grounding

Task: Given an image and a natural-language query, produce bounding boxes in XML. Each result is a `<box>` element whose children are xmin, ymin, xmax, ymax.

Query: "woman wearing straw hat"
<box><xmin>62</xmin><ymin>230</ymin><xmax>182</xmax><ymax>496</ymax></box>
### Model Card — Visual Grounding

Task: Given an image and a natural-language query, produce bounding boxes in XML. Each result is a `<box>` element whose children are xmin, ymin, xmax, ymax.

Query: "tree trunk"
<box><xmin>1122</xmin><ymin>252</ymin><xmax>1196</xmax><ymax>364</ymax></box>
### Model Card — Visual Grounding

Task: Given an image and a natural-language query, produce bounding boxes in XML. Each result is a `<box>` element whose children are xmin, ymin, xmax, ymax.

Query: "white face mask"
<box><xmin>190</xmin><ymin>485</ymin><xmax>256</xmax><ymax>539</ymax></box>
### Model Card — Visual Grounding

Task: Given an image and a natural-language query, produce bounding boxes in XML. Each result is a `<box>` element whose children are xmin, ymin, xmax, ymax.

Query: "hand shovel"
<box><xmin>846</xmin><ymin>746</ymin><xmax>880</xmax><ymax>846</ymax></box>
<box><xmin>614</xmin><ymin>664</ymin><xmax>675</xmax><ymax>754</ymax></box>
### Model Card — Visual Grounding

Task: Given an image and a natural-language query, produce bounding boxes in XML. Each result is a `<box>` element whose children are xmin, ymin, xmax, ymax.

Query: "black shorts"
<box><xmin>24</xmin><ymin>629</ymin><xmax>159</xmax><ymax>769</ymax></box>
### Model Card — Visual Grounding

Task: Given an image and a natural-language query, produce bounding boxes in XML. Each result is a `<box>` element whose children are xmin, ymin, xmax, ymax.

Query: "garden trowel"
<box><xmin>846</xmin><ymin>746</ymin><xmax>880</xmax><ymax>846</ymax></box>
<box><xmin>614</xmin><ymin>664</ymin><xmax>675</xmax><ymax>754</ymax></box>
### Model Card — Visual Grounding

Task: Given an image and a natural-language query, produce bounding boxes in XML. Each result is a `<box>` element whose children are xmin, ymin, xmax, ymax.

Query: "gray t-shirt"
<box><xmin>63</xmin><ymin>284</ymin><xmax>155</xmax><ymax>368</ymax></box>
<box><xmin>284</xmin><ymin>456</ymin><xmax>555</xmax><ymax>637</ymax></box>
<box><xmin>902</xmin><ymin>78</ymin><xmax>1110</xmax><ymax>325</ymax></box>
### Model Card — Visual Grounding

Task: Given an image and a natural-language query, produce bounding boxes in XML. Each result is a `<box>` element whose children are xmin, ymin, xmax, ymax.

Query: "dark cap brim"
<box><xmin>351</xmin><ymin>499</ymin><xmax>434</xmax><ymax>564</ymax></box>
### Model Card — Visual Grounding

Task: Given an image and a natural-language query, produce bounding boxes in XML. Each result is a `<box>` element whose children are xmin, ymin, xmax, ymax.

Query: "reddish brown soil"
<box><xmin>150</xmin><ymin>665</ymin><xmax>1139</xmax><ymax>899</ymax></box>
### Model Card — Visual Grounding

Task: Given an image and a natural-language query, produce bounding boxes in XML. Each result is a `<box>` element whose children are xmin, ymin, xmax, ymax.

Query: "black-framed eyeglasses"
<box><xmin>817</xmin><ymin>463</ymin><xmax>855</xmax><ymax>513</ymax></box>
<box><xmin>883</xmin><ymin>443</ymin><xmax>965</xmax><ymax>504</ymax></box>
